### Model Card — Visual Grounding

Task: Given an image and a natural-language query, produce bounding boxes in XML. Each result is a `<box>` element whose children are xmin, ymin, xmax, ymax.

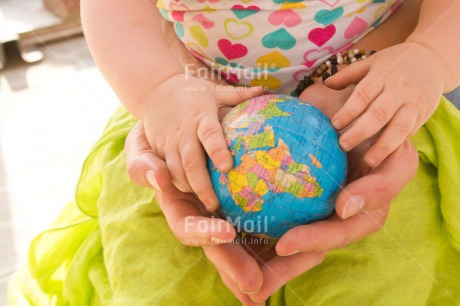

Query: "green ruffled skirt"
<box><xmin>7</xmin><ymin>97</ymin><xmax>460</xmax><ymax>305</ymax></box>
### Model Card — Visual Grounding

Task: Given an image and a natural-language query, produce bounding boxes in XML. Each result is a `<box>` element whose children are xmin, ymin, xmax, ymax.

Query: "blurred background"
<box><xmin>0</xmin><ymin>0</ymin><xmax>118</xmax><ymax>303</ymax></box>
<box><xmin>0</xmin><ymin>0</ymin><xmax>459</xmax><ymax>304</ymax></box>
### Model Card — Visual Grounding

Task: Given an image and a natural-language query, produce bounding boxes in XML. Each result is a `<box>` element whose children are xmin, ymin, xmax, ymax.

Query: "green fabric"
<box><xmin>7</xmin><ymin>97</ymin><xmax>460</xmax><ymax>305</ymax></box>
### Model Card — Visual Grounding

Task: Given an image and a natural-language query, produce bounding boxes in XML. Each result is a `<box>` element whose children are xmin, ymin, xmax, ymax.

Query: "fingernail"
<box><xmin>146</xmin><ymin>170</ymin><xmax>160</xmax><ymax>190</ymax></box>
<box><xmin>343</xmin><ymin>195</ymin><xmax>365</xmax><ymax>219</ymax></box>
<box><xmin>204</xmin><ymin>198</ymin><xmax>220</xmax><ymax>212</ymax></box>
<box><xmin>339</xmin><ymin>139</ymin><xmax>351</xmax><ymax>151</ymax></box>
<box><xmin>238</xmin><ymin>286</ymin><xmax>259</xmax><ymax>295</ymax></box>
<box><xmin>278</xmin><ymin>250</ymin><xmax>299</xmax><ymax>257</ymax></box>
<box><xmin>331</xmin><ymin>118</ymin><xmax>341</xmax><ymax>129</ymax></box>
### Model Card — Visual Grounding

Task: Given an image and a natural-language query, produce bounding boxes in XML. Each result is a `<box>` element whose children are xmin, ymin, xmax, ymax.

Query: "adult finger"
<box><xmin>216</xmin><ymin>268</ymin><xmax>265</xmax><ymax>306</ymax></box>
<box><xmin>249</xmin><ymin>251</ymin><xmax>327</xmax><ymax>303</ymax></box>
<box><xmin>336</xmin><ymin>139</ymin><xmax>418</xmax><ymax>218</ymax></box>
<box><xmin>180</xmin><ymin>139</ymin><xmax>220</xmax><ymax>211</ymax></box>
<box><xmin>125</xmin><ymin>121</ymin><xmax>171</xmax><ymax>190</ymax></box>
<box><xmin>275</xmin><ymin>210</ymin><xmax>388</xmax><ymax>256</ymax></box>
<box><xmin>204</xmin><ymin>243</ymin><xmax>264</xmax><ymax>295</ymax></box>
<box><xmin>156</xmin><ymin>187</ymin><xmax>236</xmax><ymax>246</ymax></box>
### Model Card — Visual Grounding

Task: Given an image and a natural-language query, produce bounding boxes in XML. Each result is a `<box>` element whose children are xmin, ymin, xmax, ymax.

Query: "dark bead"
<box><xmin>370</xmin><ymin>50</ymin><xmax>376</xmax><ymax>55</ymax></box>
<box><xmin>331</xmin><ymin>65</ymin><xmax>338</xmax><ymax>75</ymax></box>
<box><xmin>322</xmin><ymin>72</ymin><xmax>331</xmax><ymax>82</ymax></box>
<box><xmin>355</xmin><ymin>53</ymin><xmax>362</xmax><ymax>59</ymax></box>
<box><xmin>331</xmin><ymin>57</ymin><xmax>338</xmax><ymax>65</ymax></box>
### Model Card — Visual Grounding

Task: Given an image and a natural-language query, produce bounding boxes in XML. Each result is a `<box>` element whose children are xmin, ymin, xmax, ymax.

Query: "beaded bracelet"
<box><xmin>291</xmin><ymin>49</ymin><xmax>376</xmax><ymax>97</ymax></box>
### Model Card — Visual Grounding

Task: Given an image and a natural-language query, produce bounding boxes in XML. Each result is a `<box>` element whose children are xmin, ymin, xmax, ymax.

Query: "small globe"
<box><xmin>208</xmin><ymin>94</ymin><xmax>347</xmax><ymax>238</ymax></box>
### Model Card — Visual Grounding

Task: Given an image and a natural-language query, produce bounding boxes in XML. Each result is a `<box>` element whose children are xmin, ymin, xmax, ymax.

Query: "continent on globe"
<box><xmin>223</xmin><ymin>138</ymin><xmax>322</xmax><ymax>213</ymax></box>
<box><xmin>208</xmin><ymin>94</ymin><xmax>347</xmax><ymax>238</ymax></box>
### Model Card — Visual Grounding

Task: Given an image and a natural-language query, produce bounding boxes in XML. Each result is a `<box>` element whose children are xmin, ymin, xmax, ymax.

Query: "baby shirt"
<box><xmin>158</xmin><ymin>0</ymin><xmax>403</xmax><ymax>94</ymax></box>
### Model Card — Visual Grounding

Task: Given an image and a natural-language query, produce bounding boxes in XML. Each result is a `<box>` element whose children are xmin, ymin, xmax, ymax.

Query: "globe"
<box><xmin>208</xmin><ymin>94</ymin><xmax>347</xmax><ymax>238</ymax></box>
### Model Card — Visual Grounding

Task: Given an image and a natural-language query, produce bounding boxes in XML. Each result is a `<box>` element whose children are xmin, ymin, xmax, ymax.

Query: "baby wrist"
<box><xmin>135</xmin><ymin>72</ymin><xmax>185</xmax><ymax>119</ymax></box>
<box><xmin>404</xmin><ymin>40</ymin><xmax>453</xmax><ymax>92</ymax></box>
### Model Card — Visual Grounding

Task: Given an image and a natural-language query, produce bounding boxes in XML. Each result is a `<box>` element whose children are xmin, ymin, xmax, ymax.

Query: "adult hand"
<box><xmin>125</xmin><ymin>83</ymin><xmax>419</xmax><ymax>304</ymax></box>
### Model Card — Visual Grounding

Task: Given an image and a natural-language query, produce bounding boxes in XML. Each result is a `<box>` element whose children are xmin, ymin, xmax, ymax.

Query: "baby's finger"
<box><xmin>197</xmin><ymin>114</ymin><xmax>233</xmax><ymax>172</ymax></box>
<box><xmin>249</xmin><ymin>251</ymin><xmax>326</xmax><ymax>303</ymax></box>
<box><xmin>324</xmin><ymin>57</ymin><xmax>372</xmax><ymax>90</ymax></box>
<box><xmin>180</xmin><ymin>139</ymin><xmax>220</xmax><ymax>211</ymax></box>
<box><xmin>204</xmin><ymin>243</ymin><xmax>264</xmax><ymax>295</ymax></box>
<box><xmin>216</xmin><ymin>268</ymin><xmax>265</xmax><ymax>306</ymax></box>
<box><xmin>364</xmin><ymin>105</ymin><xmax>418</xmax><ymax>167</ymax></box>
<box><xmin>218</xmin><ymin>86</ymin><xmax>264</xmax><ymax>107</ymax></box>
<box><xmin>165</xmin><ymin>151</ymin><xmax>193</xmax><ymax>193</ymax></box>
<box><xmin>338</xmin><ymin>90</ymin><xmax>401</xmax><ymax>151</ymax></box>
<box><xmin>331</xmin><ymin>75</ymin><xmax>384</xmax><ymax>130</ymax></box>
<box><xmin>156</xmin><ymin>187</ymin><xmax>236</xmax><ymax>246</ymax></box>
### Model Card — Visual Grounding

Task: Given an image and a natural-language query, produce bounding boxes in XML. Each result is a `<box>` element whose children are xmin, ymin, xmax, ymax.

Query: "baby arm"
<box><xmin>81</xmin><ymin>0</ymin><xmax>262</xmax><ymax>210</ymax></box>
<box><xmin>326</xmin><ymin>0</ymin><xmax>460</xmax><ymax>167</ymax></box>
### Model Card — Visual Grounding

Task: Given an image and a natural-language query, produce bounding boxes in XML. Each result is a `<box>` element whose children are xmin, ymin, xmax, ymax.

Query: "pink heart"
<box><xmin>319</xmin><ymin>0</ymin><xmax>340</xmax><ymax>7</ymax></box>
<box><xmin>171</xmin><ymin>11</ymin><xmax>185</xmax><ymax>21</ymax></box>
<box><xmin>302</xmin><ymin>47</ymin><xmax>334</xmax><ymax>67</ymax></box>
<box><xmin>231</xmin><ymin>4</ymin><xmax>261</xmax><ymax>11</ymax></box>
<box><xmin>192</xmin><ymin>13</ymin><xmax>215</xmax><ymax>29</ymax></box>
<box><xmin>218</xmin><ymin>39</ymin><xmax>248</xmax><ymax>60</ymax></box>
<box><xmin>268</xmin><ymin>9</ymin><xmax>301</xmax><ymax>27</ymax></box>
<box><xmin>308</xmin><ymin>25</ymin><xmax>336</xmax><ymax>47</ymax></box>
<box><xmin>344</xmin><ymin>17</ymin><xmax>368</xmax><ymax>39</ymax></box>
<box><xmin>197</xmin><ymin>0</ymin><xmax>219</xmax><ymax>3</ymax></box>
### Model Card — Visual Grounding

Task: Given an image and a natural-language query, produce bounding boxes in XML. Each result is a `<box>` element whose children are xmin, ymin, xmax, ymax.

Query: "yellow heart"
<box><xmin>224</xmin><ymin>19</ymin><xmax>254</xmax><ymax>40</ymax></box>
<box><xmin>250</xmin><ymin>76</ymin><xmax>282</xmax><ymax>90</ymax></box>
<box><xmin>241</xmin><ymin>0</ymin><xmax>252</xmax><ymax>3</ymax></box>
<box><xmin>190</xmin><ymin>25</ymin><xmax>208</xmax><ymax>47</ymax></box>
<box><xmin>256</xmin><ymin>51</ymin><xmax>291</xmax><ymax>69</ymax></box>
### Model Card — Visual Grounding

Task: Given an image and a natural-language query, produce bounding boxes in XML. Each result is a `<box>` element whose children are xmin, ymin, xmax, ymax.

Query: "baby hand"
<box><xmin>142</xmin><ymin>74</ymin><xmax>263</xmax><ymax>210</ymax></box>
<box><xmin>325</xmin><ymin>42</ymin><xmax>445</xmax><ymax>167</ymax></box>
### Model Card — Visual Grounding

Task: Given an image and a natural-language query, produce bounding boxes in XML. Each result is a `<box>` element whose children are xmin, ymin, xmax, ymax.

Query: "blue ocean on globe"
<box><xmin>208</xmin><ymin>94</ymin><xmax>347</xmax><ymax>238</ymax></box>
